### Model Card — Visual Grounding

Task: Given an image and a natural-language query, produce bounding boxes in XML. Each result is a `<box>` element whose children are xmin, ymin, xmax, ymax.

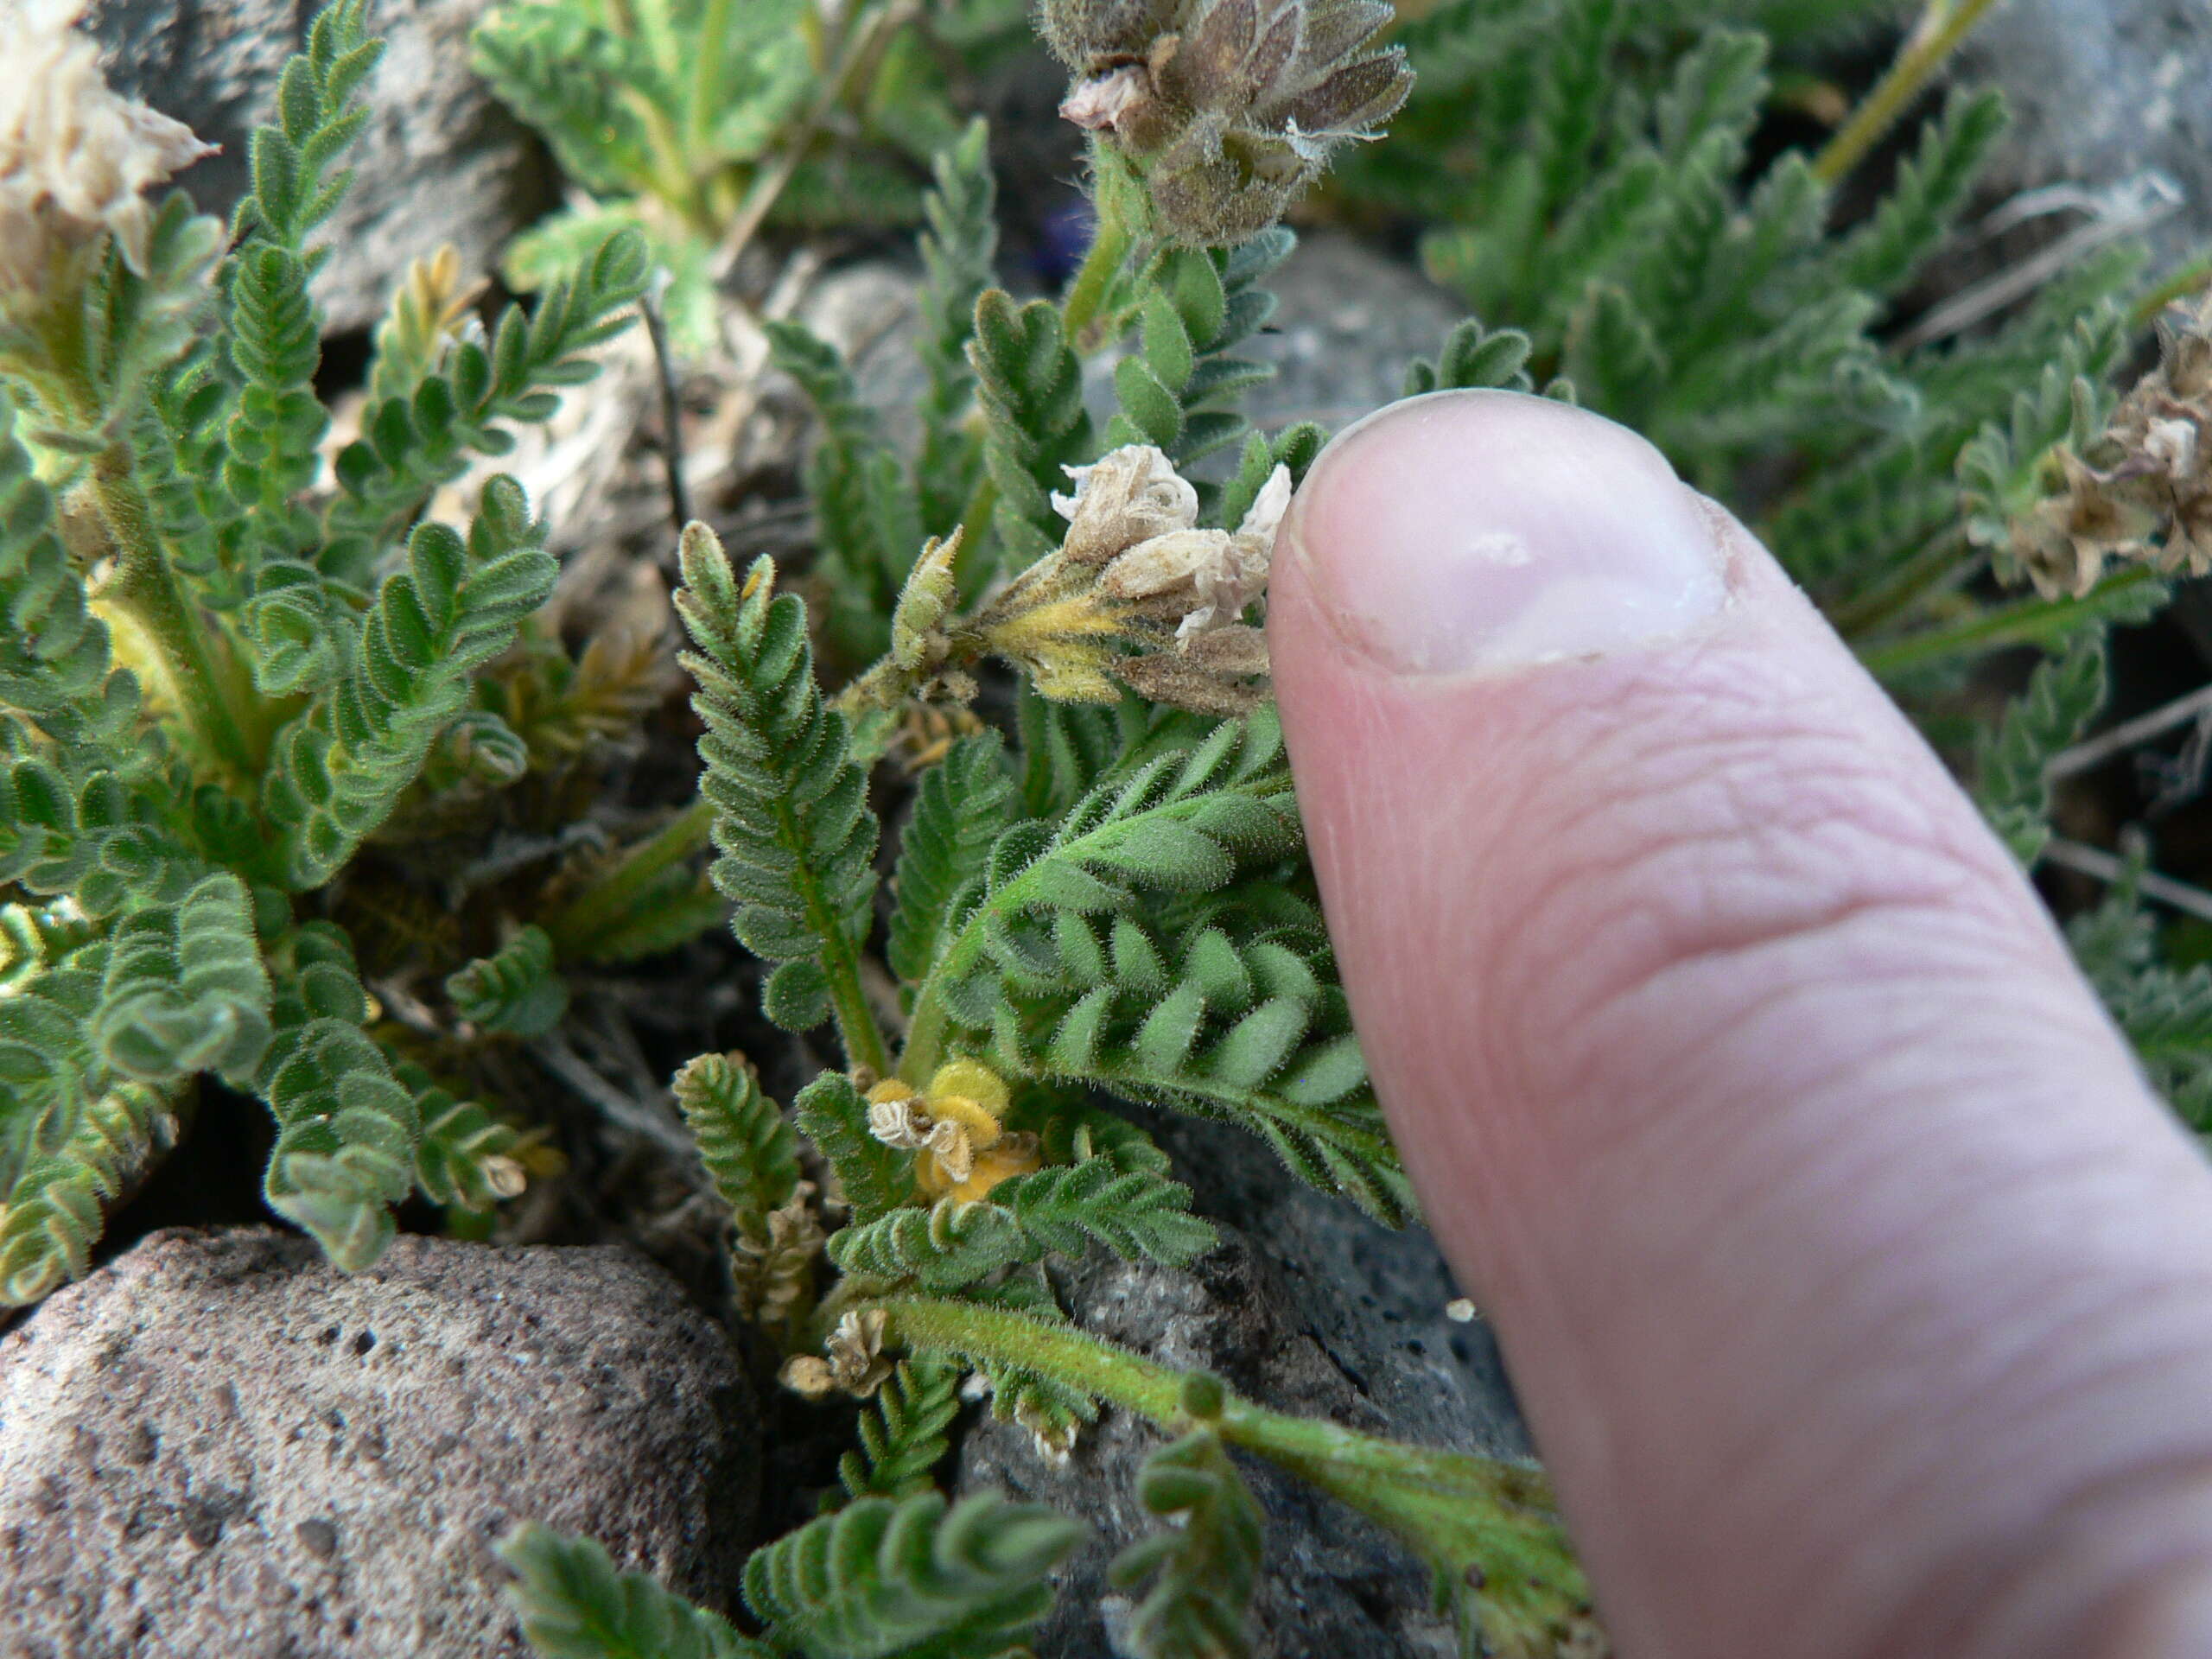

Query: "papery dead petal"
<box><xmin>1236</xmin><ymin>463</ymin><xmax>1293</xmax><ymax>543</ymax></box>
<box><xmin>1061</xmin><ymin>64</ymin><xmax>1154</xmax><ymax>132</ymax></box>
<box><xmin>866</xmin><ymin>1088</ymin><xmax>933</xmax><ymax>1150</ymax></box>
<box><xmin>1103</xmin><ymin>527</ymin><xmax>1234</xmax><ymax>599</ymax></box>
<box><xmin>2146</xmin><ymin>416</ymin><xmax>2201</xmax><ymax>481</ymax></box>
<box><xmin>0</xmin><ymin>0</ymin><xmax>214</xmax><ymax>292</ymax></box>
<box><xmin>1055</xmin><ymin>443</ymin><xmax>1200</xmax><ymax>563</ymax></box>
<box><xmin>925</xmin><ymin>1120</ymin><xmax>976</xmax><ymax>1184</ymax></box>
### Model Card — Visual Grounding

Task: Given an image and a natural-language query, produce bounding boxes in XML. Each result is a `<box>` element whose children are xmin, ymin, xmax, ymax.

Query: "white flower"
<box><xmin>0</xmin><ymin>0</ymin><xmax>213</xmax><ymax>299</ymax></box>
<box><xmin>1098</xmin><ymin>463</ymin><xmax>1291</xmax><ymax>638</ymax></box>
<box><xmin>865</xmin><ymin>1084</ymin><xmax>933</xmax><ymax>1150</ymax></box>
<box><xmin>1052</xmin><ymin>443</ymin><xmax>1199</xmax><ymax>564</ymax></box>
<box><xmin>1178</xmin><ymin>462</ymin><xmax>1291</xmax><ymax>638</ymax></box>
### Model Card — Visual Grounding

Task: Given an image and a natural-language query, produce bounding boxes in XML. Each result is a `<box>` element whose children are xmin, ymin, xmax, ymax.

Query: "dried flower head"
<box><xmin>1994</xmin><ymin>291</ymin><xmax>2212</xmax><ymax>597</ymax></box>
<box><xmin>972</xmin><ymin>444</ymin><xmax>1289</xmax><ymax>715</ymax></box>
<box><xmin>1039</xmin><ymin>0</ymin><xmax>1411</xmax><ymax>243</ymax></box>
<box><xmin>0</xmin><ymin>0</ymin><xmax>213</xmax><ymax>304</ymax></box>
<box><xmin>1052</xmin><ymin>444</ymin><xmax>1201</xmax><ymax>563</ymax></box>
<box><xmin>779</xmin><ymin>1308</ymin><xmax>894</xmax><ymax>1401</ymax></box>
<box><xmin>731</xmin><ymin>1181</ymin><xmax>825</xmax><ymax>1328</ymax></box>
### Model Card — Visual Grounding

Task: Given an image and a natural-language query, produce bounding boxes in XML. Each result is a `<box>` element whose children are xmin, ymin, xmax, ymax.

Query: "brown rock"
<box><xmin>0</xmin><ymin>1228</ymin><xmax>758</xmax><ymax>1659</ymax></box>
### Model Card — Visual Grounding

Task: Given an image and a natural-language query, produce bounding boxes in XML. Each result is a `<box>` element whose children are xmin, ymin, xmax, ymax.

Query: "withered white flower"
<box><xmin>1187</xmin><ymin>461</ymin><xmax>1291</xmax><ymax>636</ymax></box>
<box><xmin>824</xmin><ymin>1307</ymin><xmax>893</xmax><ymax>1396</ymax></box>
<box><xmin>1052</xmin><ymin>443</ymin><xmax>1199</xmax><ymax>564</ymax></box>
<box><xmin>1098</xmin><ymin>461</ymin><xmax>1290</xmax><ymax>638</ymax></box>
<box><xmin>969</xmin><ymin>445</ymin><xmax>1287</xmax><ymax>716</ymax></box>
<box><xmin>865</xmin><ymin>1084</ymin><xmax>933</xmax><ymax>1150</ymax></box>
<box><xmin>0</xmin><ymin>0</ymin><xmax>213</xmax><ymax>300</ymax></box>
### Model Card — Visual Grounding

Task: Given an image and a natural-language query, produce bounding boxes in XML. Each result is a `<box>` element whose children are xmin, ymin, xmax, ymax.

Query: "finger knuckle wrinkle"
<box><xmin>1494</xmin><ymin>713</ymin><xmax>2023</xmax><ymax>1050</ymax></box>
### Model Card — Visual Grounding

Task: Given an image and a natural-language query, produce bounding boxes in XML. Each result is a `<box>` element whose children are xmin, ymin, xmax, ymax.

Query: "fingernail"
<box><xmin>1286</xmin><ymin>390</ymin><xmax>1728</xmax><ymax>676</ymax></box>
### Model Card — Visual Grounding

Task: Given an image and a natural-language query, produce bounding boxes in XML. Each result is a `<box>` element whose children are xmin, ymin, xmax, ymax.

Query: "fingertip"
<box><xmin>1280</xmin><ymin>390</ymin><xmax>1728</xmax><ymax>677</ymax></box>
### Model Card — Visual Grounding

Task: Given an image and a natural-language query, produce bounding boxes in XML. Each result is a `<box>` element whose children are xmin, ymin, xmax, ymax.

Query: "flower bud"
<box><xmin>1039</xmin><ymin>0</ymin><xmax>1410</xmax><ymax>244</ymax></box>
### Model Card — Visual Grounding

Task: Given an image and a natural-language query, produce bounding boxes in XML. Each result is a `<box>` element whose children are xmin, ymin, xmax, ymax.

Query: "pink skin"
<box><xmin>1268</xmin><ymin>391</ymin><xmax>2212</xmax><ymax>1659</ymax></box>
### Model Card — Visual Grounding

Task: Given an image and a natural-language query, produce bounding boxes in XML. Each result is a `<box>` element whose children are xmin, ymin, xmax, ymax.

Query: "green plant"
<box><xmin>493</xmin><ymin>0</ymin><xmax>1606</xmax><ymax>1643</ymax></box>
<box><xmin>487</xmin><ymin>0</ymin><xmax>2212</xmax><ymax>1650</ymax></box>
<box><xmin>472</xmin><ymin>0</ymin><xmax>1033</xmax><ymax>350</ymax></box>
<box><xmin>0</xmin><ymin>0</ymin><xmax>654</xmax><ymax>1301</ymax></box>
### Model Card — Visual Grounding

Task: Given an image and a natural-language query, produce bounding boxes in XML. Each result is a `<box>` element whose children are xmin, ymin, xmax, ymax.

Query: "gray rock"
<box><xmin>0</xmin><ymin>1227</ymin><xmax>758</xmax><ymax>1659</ymax></box>
<box><xmin>956</xmin><ymin>1115</ymin><xmax>1529</xmax><ymax>1659</ymax></box>
<box><xmin>86</xmin><ymin>0</ymin><xmax>556</xmax><ymax>334</ymax></box>
<box><xmin>1246</xmin><ymin>231</ymin><xmax>1467</xmax><ymax>434</ymax></box>
<box><xmin>1956</xmin><ymin>0</ymin><xmax>2212</xmax><ymax>270</ymax></box>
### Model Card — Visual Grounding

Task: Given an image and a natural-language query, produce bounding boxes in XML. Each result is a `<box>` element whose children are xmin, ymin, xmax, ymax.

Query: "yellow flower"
<box><xmin>865</xmin><ymin>1059</ymin><xmax>1041</xmax><ymax>1202</ymax></box>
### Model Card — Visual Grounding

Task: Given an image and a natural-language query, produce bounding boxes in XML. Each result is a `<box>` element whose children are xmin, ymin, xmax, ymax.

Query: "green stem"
<box><xmin>778</xmin><ymin>790</ymin><xmax>893</xmax><ymax>1077</ymax></box>
<box><xmin>1826</xmin><ymin>527</ymin><xmax>1979</xmax><ymax>640</ymax></box>
<box><xmin>1857</xmin><ymin>565</ymin><xmax>2164</xmax><ymax>678</ymax></box>
<box><xmin>1811</xmin><ymin>0</ymin><xmax>2006</xmax><ymax>188</ymax></box>
<box><xmin>540</xmin><ymin>795</ymin><xmax>715</xmax><ymax>958</ymax></box>
<box><xmin>688</xmin><ymin>0</ymin><xmax>734</xmax><ymax>162</ymax></box>
<box><xmin>1060</xmin><ymin>142</ymin><xmax>1144</xmax><ymax>351</ymax></box>
<box><xmin>870</xmin><ymin>1294</ymin><xmax>1590</xmax><ymax>1643</ymax></box>
<box><xmin>89</xmin><ymin>445</ymin><xmax>258</xmax><ymax>779</ymax></box>
<box><xmin>2133</xmin><ymin>255</ymin><xmax>2212</xmax><ymax>329</ymax></box>
<box><xmin>711</xmin><ymin>0</ymin><xmax>917</xmax><ymax>280</ymax></box>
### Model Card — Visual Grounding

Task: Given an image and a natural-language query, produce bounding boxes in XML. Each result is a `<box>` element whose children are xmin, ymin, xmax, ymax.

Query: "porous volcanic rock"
<box><xmin>954</xmin><ymin>1115</ymin><xmax>1527</xmax><ymax>1659</ymax></box>
<box><xmin>0</xmin><ymin>1227</ymin><xmax>758</xmax><ymax>1659</ymax></box>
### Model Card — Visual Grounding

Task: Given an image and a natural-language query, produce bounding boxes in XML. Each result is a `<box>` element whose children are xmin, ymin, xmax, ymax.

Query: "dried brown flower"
<box><xmin>731</xmin><ymin>1180</ymin><xmax>825</xmax><ymax>1328</ymax></box>
<box><xmin>2005</xmin><ymin>292</ymin><xmax>2212</xmax><ymax>597</ymax></box>
<box><xmin>1039</xmin><ymin>0</ymin><xmax>1411</xmax><ymax>243</ymax></box>
<box><xmin>779</xmin><ymin>1308</ymin><xmax>895</xmax><ymax>1400</ymax></box>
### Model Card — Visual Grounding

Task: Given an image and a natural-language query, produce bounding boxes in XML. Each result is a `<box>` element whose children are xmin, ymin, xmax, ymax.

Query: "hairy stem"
<box><xmin>688</xmin><ymin>0</ymin><xmax>735</xmax><ymax>163</ymax></box>
<box><xmin>1812</xmin><ymin>0</ymin><xmax>2005</xmax><ymax>187</ymax></box>
<box><xmin>539</xmin><ymin>795</ymin><xmax>715</xmax><ymax>958</ymax></box>
<box><xmin>711</xmin><ymin>0</ymin><xmax>919</xmax><ymax>281</ymax></box>
<box><xmin>772</xmin><ymin>779</ymin><xmax>893</xmax><ymax>1077</ymax></box>
<box><xmin>2133</xmin><ymin>256</ymin><xmax>2212</xmax><ymax>329</ymax></box>
<box><xmin>88</xmin><ymin>444</ymin><xmax>258</xmax><ymax>778</ymax></box>
<box><xmin>1060</xmin><ymin>142</ymin><xmax>1144</xmax><ymax>351</ymax></box>
<box><xmin>870</xmin><ymin>1294</ymin><xmax>1588</xmax><ymax>1625</ymax></box>
<box><xmin>1825</xmin><ymin>526</ymin><xmax>1979</xmax><ymax>639</ymax></box>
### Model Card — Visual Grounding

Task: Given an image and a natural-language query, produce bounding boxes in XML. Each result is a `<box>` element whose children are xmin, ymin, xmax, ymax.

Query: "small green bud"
<box><xmin>1179</xmin><ymin>1370</ymin><xmax>1227</xmax><ymax>1421</ymax></box>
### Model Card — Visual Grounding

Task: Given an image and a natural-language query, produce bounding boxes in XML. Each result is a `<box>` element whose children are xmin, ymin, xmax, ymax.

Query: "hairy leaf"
<box><xmin>672</xmin><ymin>1052</ymin><xmax>802</xmax><ymax>1239</ymax></box>
<box><xmin>501</xmin><ymin>1523</ymin><xmax>769</xmax><ymax>1659</ymax></box>
<box><xmin>741</xmin><ymin>1491</ymin><xmax>1083</xmax><ymax>1659</ymax></box>
<box><xmin>1109</xmin><ymin>1429</ymin><xmax>1265</xmax><ymax>1659</ymax></box>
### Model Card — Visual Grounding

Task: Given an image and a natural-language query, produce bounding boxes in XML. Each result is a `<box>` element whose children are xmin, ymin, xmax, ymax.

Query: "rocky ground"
<box><xmin>9</xmin><ymin>3</ymin><xmax>2212</xmax><ymax>1656</ymax></box>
